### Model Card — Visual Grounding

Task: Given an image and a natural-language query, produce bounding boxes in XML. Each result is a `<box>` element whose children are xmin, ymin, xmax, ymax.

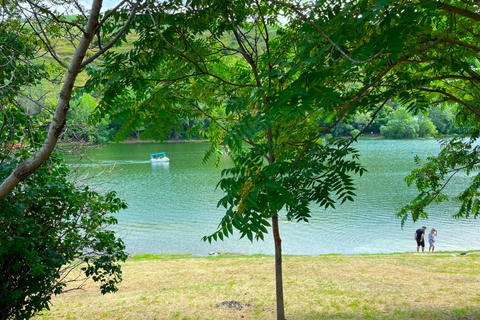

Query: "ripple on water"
<box><xmin>66</xmin><ymin>141</ymin><xmax>480</xmax><ymax>255</ymax></box>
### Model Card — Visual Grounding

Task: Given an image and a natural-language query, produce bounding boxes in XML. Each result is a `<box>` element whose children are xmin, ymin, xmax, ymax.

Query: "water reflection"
<box><xmin>151</xmin><ymin>162</ymin><xmax>170</xmax><ymax>170</ymax></box>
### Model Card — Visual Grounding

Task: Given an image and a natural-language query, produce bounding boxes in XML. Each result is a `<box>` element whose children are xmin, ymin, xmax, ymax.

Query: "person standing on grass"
<box><xmin>415</xmin><ymin>226</ymin><xmax>427</xmax><ymax>252</ymax></box>
<box><xmin>428</xmin><ymin>228</ymin><xmax>438</xmax><ymax>252</ymax></box>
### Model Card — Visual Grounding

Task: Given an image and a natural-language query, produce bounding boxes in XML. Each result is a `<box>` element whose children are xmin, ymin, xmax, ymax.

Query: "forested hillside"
<box><xmin>25</xmin><ymin>26</ymin><xmax>462</xmax><ymax>144</ymax></box>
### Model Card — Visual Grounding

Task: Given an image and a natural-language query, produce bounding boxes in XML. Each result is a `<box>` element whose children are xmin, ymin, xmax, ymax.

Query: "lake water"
<box><xmin>69</xmin><ymin>139</ymin><xmax>480</xmax><ymax>256</ymax></box>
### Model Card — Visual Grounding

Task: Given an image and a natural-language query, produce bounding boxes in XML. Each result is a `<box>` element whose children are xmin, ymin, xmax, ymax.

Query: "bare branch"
<box><xmin>82</xmin><ymin>1</ymin><xmax>140</xmax><ymax>68</ymax></box>
<box><xmin>23</xmin><ymin>0</ymin><xmax>87</xmax><ymax>32</ymax></box>
<box><xmin>28</xmin><ymin>9</ymin><xmax>70</xmax><ymax>69</ymax></box>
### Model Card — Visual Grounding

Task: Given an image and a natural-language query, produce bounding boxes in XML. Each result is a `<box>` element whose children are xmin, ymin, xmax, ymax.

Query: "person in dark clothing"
<box><xmin>415</xmin><ymin>226</ymin><xmax>427</xmax><ymax>252</ymax></box>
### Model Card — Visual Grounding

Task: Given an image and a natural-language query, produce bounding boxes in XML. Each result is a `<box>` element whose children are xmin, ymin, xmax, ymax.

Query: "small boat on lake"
<box><xmin>150</xmin><ymin>152</ymin><xmax>169</xmax><ymax>163</ymax></box>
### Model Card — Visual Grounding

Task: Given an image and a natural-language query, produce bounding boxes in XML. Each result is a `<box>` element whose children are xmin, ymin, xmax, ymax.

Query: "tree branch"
<box><xmin>81</xmin><ymin>1</ymin><xmax>139</xmax><ymax>68</ymax></box>
<box><xmin>26</xmin><ymin>9</ymin><xmax>70</xmax><ymax>69</ymax></box>
<box><xmin>266</xmin><ymin>0</ymin><xmax>385</xmax><ymax>64</ymax></box>
<box><xmin>438</xmin><ymin>37</ymin><xmax>480</xmax><ymax>52</ymax></box>
<box><xmin>0</xmin><ymin>0</ymin><xmax>104</xmax><ymax>201</ymax></box>
<box><xmin>419</xmin><ymin>88</ymin><xmax>480</xmax><ymax>118</ymax></box>
<box><xmin>433</xmin><ymin>1</ymin><xmax>480</xmax><ymax>21</ymax></box>
<box><xmin>23</xmin><ymin>0</ymin><xmax>87</xmax><ymax>32</ymax></box>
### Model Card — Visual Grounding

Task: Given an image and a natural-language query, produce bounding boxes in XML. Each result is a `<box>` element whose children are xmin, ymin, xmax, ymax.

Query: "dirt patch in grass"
<box><xmin>34</xmin><ymin>252</ymin><xmax>480</xmax><ymax>319</ymax></box>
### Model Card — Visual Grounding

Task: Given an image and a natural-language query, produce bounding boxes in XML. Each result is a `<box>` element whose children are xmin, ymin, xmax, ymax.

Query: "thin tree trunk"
<box><xmin>0</xmin><ymin>0</ymin><xmax>104</xmax><ymax>201</ymax></box>
<box><xmin>266</xmin><ymin>124</ymin><xmax>285</xmax><ymax>319</ymax></box>
<box><xmin>272</xmin><ymin>213</ymin><xmax>285</xmax><ymax>320</ymax></box>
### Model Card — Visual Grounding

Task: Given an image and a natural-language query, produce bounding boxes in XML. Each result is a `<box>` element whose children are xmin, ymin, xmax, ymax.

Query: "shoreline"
<box><xmin>127</xmin><ymin>249</ymin><xmax>480</xmax><ymax>260</ymax></box>
<box><xmin>121</xmin><ymin>138</ymin><xmax>210</xmax><ymax>144</ymax></box>
<box><xmin>60</xmin><ymin>134</ymin><xmax>449</xmax><ymax>147</ymax></box>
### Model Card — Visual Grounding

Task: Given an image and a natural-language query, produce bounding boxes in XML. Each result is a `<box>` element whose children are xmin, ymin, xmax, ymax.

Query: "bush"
<box><xmin>350</xmin><ymin>129</ymin><xmax>360</xmax><ymax>137</ymax></box>
<box><xmin>0</xmin><ymin>108</ymin><xmax>128</xmax><ymax>320</ymax></box>
<box><xmin>417</xmin><ymin>117</ymin><xmax>437</xmax><ymax>138</ymax></box>
<box><xmin>380</xmin><ymin>108</ymin><xmax>419</xmax><ymax>139</ymax></box>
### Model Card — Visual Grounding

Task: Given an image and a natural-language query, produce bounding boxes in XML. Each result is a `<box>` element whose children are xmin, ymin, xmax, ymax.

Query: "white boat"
<box><xmin>150</xmin><ymin>152</ymin><xmax>169</xmax><ymax>163</ymax></box>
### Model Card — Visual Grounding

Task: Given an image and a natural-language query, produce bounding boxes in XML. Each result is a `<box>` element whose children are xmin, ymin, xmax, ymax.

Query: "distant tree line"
<box><xmin>329</xmin><ymin>101</ymin><xmax>461</xmax><ymax>139</ymax></box>
<box><xmin>30</xmin><ymin>93</ymin><xmax>462</xmax><ymax>144</ymax></box>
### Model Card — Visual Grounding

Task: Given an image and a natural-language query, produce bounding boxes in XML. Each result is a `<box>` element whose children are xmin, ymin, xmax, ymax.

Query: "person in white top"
<box><xmin>428</xmin><ymin>228</ymin><xmax>438</xmax><ymax>252</ymax></box>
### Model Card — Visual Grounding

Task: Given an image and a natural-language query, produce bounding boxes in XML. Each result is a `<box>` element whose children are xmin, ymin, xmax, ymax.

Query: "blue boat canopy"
<box><xmin>150</xmin><ymin>152</ymin><xmax>166</xmax><ymax>157</ymax></box>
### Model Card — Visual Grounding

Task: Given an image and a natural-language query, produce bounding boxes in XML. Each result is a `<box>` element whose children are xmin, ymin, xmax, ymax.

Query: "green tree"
<box><xmin>168</xmin><ymin>118</ymin><xmax>210</xmax><ymax>140</ymax></box>
<box><xmin>3</xmin><ymin>0</ymin><xmax>479</xmax><ymax>318</ymax></box>
<box><xmin>398</xmin><ymin>128</ymin><xmax>480</xmax><ymax>225</ymax></box>
<box><xmin>417</xmin><ymin>115</ymin><xmax>437</xmax><ymax>138</ymax></box>
<box><xmin>86</xmin><ymin>1</ymin><xmax>400</xmax><ymax>318</ymax></box>
<box><xmin>85</xmin><ymin>0</ymin><xmax>480</xmax><ymax>317</ymax></box>
<box><xmin>1</xmin><ymin>1</ymin><xmax>140</xmax><ymax>317</ymax></box>
<box><xmin>368</xmin><ymin>105</ymin><xmax>394</xmax><ymax>134</ymax></box>
<box><xmin>380</xmin><ymin>108</ymin><xmax>419</xmax><ymax>138</ymax></box>
<box><xmin>0</xmin><ymin>0</ymin><xmax>140</xmax><ymax>200</ymax></box>
<box><xmin>428</xmin><ymin>106</ymin><xmax>456</xmax><ymax>135</ymax></box>
<box><xmin>330</xmin><ymin>122</ymin><xmax>354</xmax><ymax>137</ymax></box>
<box><xmin>353</xmin><ymin>113</ymin><xmax>372</xmax><ymax>131</ymax></box>
<box><xmin>350</xmin><ymin>129</ymin><xmax>360</xmax><ymax>137</ymax></box>
<box><xmin>62</xmin><ymin>94</ymin><xmax>118</xmax><ymax>143</ymax></box>
<box><xmin>0</xmin><ymin>106</ymin><xmax>127</xmax><ymax>319</ymax></box>
<box><xmin>391</xmin><ymin>0</ymin><xmax>480</xmax><ymax>223</ymax></box>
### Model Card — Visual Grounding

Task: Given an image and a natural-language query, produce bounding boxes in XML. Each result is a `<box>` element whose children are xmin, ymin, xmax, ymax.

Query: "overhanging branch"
<box><xmin>419</xmin><ymin>88</ymin><xmax>480</xmax><ymax>118</ymax></box>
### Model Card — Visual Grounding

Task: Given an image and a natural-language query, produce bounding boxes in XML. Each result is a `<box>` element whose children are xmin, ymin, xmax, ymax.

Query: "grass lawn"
<box><xmin>34</xmin><ymin>251</ymin><xmax>480</xmax><ymax>319</ymax></box>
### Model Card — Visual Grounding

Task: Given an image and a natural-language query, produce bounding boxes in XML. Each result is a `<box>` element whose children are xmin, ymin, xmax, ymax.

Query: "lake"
<box><xmin>68</xmin><ymin>139</ymin><xmax>480</xmax><ymax>256</ymax></box>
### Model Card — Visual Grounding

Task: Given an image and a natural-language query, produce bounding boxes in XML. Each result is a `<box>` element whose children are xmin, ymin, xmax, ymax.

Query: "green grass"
<box><xmin>34</xmin><ymin>251</ymin><xmax>480</xmax><ymax>320</ymax></box>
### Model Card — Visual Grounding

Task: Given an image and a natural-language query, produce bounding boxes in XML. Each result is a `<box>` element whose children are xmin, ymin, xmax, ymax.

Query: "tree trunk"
<box><xmin>0</xmin><ymin>0</ymin><xmax>104</xmax><ymax>201</ymax></box>
<box><xmin>272</xmin><ymin>213</ymin><xmax>285</xmax><ymax>320</ymax></box>
<box><xmin>266</xmin><ymin>124</ymin><xmax>285</xmax><ymax>319</ymax></box>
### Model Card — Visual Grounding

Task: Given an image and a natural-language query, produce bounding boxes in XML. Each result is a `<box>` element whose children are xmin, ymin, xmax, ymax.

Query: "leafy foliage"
<box><xmin>205</xmin><ymin>139</ymin><xmax>365</xmax><ymax>242</ymax></box>
<box><xmin>397</xmin><ymin>128</ymin><xmax>480</xmax><ymax>227</ymax></box>
<box><xmin>380</xmin><ymin>108</ymin><xmax>419</xmax><ymax>139</ymax></box>
<box><xmin>386</xmin><ymin>0</ymin><xmax>480</xmax><ymax>223</ymax></box>
<box><xmin>0</xmin><ymin>9</ymin><xmax>47</xmax><ymax>102</ymax></box>
<box><xmin>84</xmin><ymin>2</ymin><xmax>374</xmax><ymax>317</ymax></box>
<box><xmin>85</xmin><ymin>0</ymin><xmax>480</xmax><ymax>253</ymax></box>
<box><xmin>0</xmin><ymin>106</ymin><xmax>128</xmax><ymax>320</ymax></box>
<box><xmin>61</xmin><ymin>94</ymin><xmax>120</xmax><ymax>143</ymax></box>
<box><xmin>417</xmin><ymin>116</ymin><xmax>437</xmax><ymax>138</ymax></box>
<box><xmin>428</xmin><ymin>106</ymin><xmax>457</xmax><ymax>135</ymax></box>
<box><xmin>86</xmin><ymin>0</ymin><xmax>374</xmax><ymax>235</ymax></box>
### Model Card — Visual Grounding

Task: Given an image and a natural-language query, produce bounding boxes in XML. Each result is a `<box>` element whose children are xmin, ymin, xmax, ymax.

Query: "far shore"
<box><xmin>60</xmin><ymin>133</ymin><xmax>444</xmax><ymax>147</ymax></box>
<box><xmin>121</xmin><ymin>137</ymin><xmax>210</xmax><ymax>144</ymax></box>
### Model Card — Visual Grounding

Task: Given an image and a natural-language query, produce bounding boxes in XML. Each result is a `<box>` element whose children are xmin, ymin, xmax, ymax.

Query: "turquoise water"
<box><xmin>68</xmin><ymin>140</ymin><xmax>480</xmax><ymax>256</ymax></box>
